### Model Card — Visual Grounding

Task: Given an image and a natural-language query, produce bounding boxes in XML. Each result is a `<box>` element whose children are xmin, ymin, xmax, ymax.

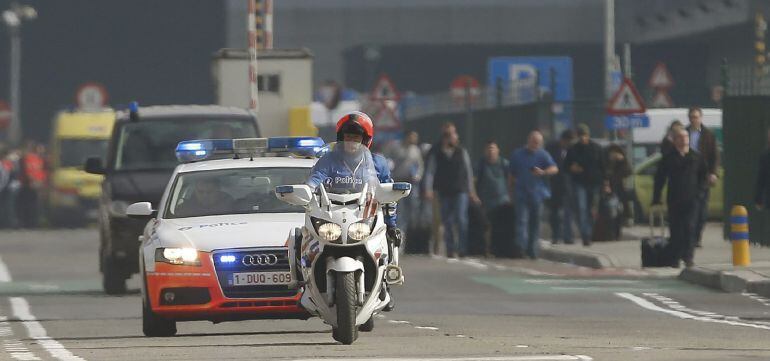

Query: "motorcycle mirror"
<box><xmin>275</xmin><ymin>185</ymin><xmax>313</xmax><ymax>207</ymax></box>
<box><xmin>376</xmin><ymin>182</ymin><xmax>412</xmax><ymax>203</ymax></box>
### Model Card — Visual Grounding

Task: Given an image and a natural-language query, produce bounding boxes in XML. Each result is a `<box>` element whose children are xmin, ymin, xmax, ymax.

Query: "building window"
<box><xmin>258</xmin><ymin>74</ymin><xmax>280</xmax><ymax>93</ymax></box>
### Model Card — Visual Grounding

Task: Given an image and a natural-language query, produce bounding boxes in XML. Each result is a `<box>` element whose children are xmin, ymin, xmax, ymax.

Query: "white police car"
<box><xmin>128</xmin><ymin>137</ymin><xmax>322</xmax><ymax>337</ymax></box>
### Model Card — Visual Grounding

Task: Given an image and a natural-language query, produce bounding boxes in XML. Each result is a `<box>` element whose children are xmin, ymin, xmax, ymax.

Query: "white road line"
<box><xmin>292</xmin><ymin>357</ymin><xmax>593</xmax><ymax>361</ymax></box>
<box><xmin>742</xmin><ymin>292</ymin><xmax>770</xmax><ymax>307</ymax></box>
<box><xmin>616</xmin><ymin>292</ymin><xmax>770</xmax><ymax>331</ymax></box>
<box><xmin>0</xmin><ymin>316</ymin><xmax>42</xmax><ymax>360</ymax></box>
<box><xmin>10</xmin><ymin>297</ymin><xmax>85</xmax><ymax>361</ymax></box>
<box><xmin>0</xmin><ymin>255</ymin><xmax>12</xmax><ymax>282</ymax></box>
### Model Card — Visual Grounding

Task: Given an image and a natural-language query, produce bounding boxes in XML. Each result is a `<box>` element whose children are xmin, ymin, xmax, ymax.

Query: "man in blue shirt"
<box><xmin>509</xmin><ymin>130</ymin><xmax>558</xmax><ymax>259</ymax></box>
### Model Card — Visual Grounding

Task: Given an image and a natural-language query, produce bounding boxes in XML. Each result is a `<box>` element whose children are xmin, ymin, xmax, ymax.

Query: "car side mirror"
<box><xmin>377</xmin><ymin>182</ymin><xmax>412</xmax><ymax>203</ymax></box>
<box><xmin>84</xmin><ymin>157</ymin><xmax>105</xmax><ymax>175</ymax></box>
<box><xmin>126</xmin><ymin>202</ymin><xmax>156</xmax><ymax>219</ymax></box>
<box><xmin>275</xmin><ymin>185</ymin><xmax>313</xmax><ymax>207</ymax></box>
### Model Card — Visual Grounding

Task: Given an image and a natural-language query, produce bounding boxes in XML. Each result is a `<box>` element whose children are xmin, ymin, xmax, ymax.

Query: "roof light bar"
<box><xmin>175</xmin><ymin>136</ymin><xmax>325</xmax><ymax>163</ymax></box>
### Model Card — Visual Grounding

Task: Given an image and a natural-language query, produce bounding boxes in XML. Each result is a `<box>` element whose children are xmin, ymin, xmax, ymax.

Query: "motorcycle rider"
<box><xmin>306</xmin><ymin>111</ymin><xmax>402</xmax><ymax>311</ymax></box>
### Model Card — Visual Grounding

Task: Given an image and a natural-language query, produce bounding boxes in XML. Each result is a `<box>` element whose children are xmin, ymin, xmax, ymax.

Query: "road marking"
<box><xmin>743</xmin><ymin>292</ymin><xmax>770</xmax><ymax>307</ymax></box>
<box><xmin>616</xmin><ymin>292</ymin><xmax>770</xmax><ymax>331</ymax></box>
<box><xmin>0</xmin><ymin>315</ymin><xmax>42</xmax><ymax>360</ymax></box>
<box><xmin>292</xmin><ymin>357</ymin><xmax>593</xmax><ymax>361</ymax></box>
<box><xmin>0</xmin><ymin>255</ymin><xmax>12</xmax><ymax>282</ymax></box>
<box><xmin>414</xmin><ymin>326</ymin><xmax>439</xmax><ymax>331</ymax></box>
<box><xmin>10</xmin><ymin>297</ymin><xmax>85</xmax><ymax>361</ymax></box>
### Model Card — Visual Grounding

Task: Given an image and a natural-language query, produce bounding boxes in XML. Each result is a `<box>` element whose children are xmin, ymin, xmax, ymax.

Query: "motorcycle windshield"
<box><xmin>314</xmin><ymin>141</ymin><xmax>380</xmax><ymax>195</ymax></box>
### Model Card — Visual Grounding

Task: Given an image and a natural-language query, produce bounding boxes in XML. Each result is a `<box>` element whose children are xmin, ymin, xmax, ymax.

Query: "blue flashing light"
<box><xmin>219</xmin><ymin>255</ymin><xmax>236</xmax><ymax>263</ymax></box>
<box><xmin>276</xmin><ymin>185</ymin><xmax>294</xmax><ymax>194</ymax></box>
<box><xmin>392</xmin><ymin>182</ymin><xmax>412</xmax><ymax>191</ymax></box>
<box><xmin>175</xmin><ymin>137</ymin><xmax>326</xmax><ymax>163</ymax></box>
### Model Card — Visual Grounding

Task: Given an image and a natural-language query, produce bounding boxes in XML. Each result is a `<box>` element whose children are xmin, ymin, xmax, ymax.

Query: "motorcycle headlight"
<box><xmin>317</xmin><ymin>222</ymin><xmax>342</xmax><ymax>242</ymax></box>
<box><xmin>155</xmin><ymin>247</ymin><xmax>200</xmax><ymax>266</ymax></box>
<box><xmin>108</xmin><ymin>200</ymin><xmax>130</xmax><ymax>218</ymax></box>
<box><xmin>348</xmin><ymin>221</ymin><xmax>372</xmax><ymax>242</ymax></box>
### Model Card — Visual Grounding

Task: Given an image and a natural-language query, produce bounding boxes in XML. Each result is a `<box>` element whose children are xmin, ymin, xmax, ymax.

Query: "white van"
<box><xmin>632</xmin><ymin>108</ymin><xmax>722</xmax><ymax>162</ymax></box>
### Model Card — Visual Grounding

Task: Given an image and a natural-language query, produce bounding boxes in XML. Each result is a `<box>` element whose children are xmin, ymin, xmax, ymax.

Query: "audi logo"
<box><xmin>242</xmin><ymin>254</ymin><xmax>279</xmax><ymax>266</ymax></box>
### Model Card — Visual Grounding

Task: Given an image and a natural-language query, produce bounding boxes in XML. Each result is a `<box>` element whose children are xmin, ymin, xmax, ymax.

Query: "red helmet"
<box><xmin>335</xmin><ymin>111</ymin><xmax>374</xmax><ymax>148</ymax></box>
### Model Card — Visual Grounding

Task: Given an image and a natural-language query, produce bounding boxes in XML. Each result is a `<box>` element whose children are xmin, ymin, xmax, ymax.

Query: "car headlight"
<box><xmin>348</xmin><ymin>221</ymin><xmax>372</xmax><ymax>242</ymax></box>
<box><xmin>317</xmin><ymin>222</ymin><xmax>342</xmax><ymax>242</ymax></box>
<box><xmin>108</xmin><ymin>200</ymin><xmax>130</xmax><ymax>217</ymax></box>
<box><xmin>155</xmin><ymin>247</ymin><xmax>200</xmax><ymax>266</ymax></box>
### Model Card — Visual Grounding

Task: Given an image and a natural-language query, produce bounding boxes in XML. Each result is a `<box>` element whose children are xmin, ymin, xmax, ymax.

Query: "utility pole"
<box><xmin>622</xmin><ymin>42</ymin><xmax>635</xmax><ymax>226</ymax></box>
<box><xmin>604</xmin><ymin>0</ymin><xmax>616</xmax><ymax>100</ymax></box>
<box><xmin>2</xmin><ymin>3</ymin><xmax>36</xmax><ymax>145</ymax></box>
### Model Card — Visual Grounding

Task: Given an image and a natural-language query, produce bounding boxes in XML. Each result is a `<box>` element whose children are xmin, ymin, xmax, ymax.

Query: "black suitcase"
<box><xmin>489</xmin><ymin>204</ymin><xmax>522</xmax><ymax>258</ymax></box>
<box><xmin>641</xmin><ymin>207</ymin><xmax>672</xmax><ymax>267</ymax></box>
<box><xmin>466</xmin><ymin>203</ymin><xmax>489</xmax><ymax>256</ymax></box>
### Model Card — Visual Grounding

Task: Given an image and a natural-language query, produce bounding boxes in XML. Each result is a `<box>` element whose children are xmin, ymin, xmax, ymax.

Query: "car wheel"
<box><xmin>142</xmin><ymin>280</ymin><xmax>177</xmax><ymax>337</ymax></box>
<box><xmin>102</xmin><ymin>257</ymin><xmax>127</xmax><ymax>295</ymax></box>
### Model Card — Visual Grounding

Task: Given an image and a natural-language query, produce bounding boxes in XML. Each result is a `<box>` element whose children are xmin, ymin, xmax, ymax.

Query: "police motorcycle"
<box><xmin>274</xmin><ymin>141</ymin><xmax>410</xmax><ymax>344</ymax></box>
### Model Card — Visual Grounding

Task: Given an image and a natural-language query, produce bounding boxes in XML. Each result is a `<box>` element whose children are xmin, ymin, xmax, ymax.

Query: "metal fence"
<box><xmin>400</xmin><ymin>79</ymin><xmax>541</xmax><ymax>121</ymax></box>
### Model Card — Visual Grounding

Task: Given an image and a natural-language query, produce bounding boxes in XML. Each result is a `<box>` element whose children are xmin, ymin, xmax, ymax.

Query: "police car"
<box><xmin>128</xmin><ymin>136</ymin><xmax>323</xmax><ymax>337</ymax></box>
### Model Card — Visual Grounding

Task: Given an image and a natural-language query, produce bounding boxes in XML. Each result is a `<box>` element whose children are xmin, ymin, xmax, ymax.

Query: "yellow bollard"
<box><xmin>730</xmin><ymin>205</ymin><xmax>751</xmax><ymax>266</ymax></box>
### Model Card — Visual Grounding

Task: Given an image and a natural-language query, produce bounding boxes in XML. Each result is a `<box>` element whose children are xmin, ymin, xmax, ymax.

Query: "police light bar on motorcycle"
<box><xmin>175</xmin><ymin>136</ymin><xmax>325</xmax><ymax>162</ymax></box>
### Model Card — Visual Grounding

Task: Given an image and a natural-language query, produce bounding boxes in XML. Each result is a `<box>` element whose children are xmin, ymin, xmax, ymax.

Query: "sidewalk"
<box><xmin>539</xmin><ymin>223</ymin><xmax>770</xmax><ymax>297</ymax></box>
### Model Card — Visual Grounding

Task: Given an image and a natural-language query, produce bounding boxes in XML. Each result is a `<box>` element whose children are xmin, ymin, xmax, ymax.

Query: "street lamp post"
<box><xmin>2</xmin><ymin>3</ymin><xmax>36</xmax><ymax>145</ymax></box>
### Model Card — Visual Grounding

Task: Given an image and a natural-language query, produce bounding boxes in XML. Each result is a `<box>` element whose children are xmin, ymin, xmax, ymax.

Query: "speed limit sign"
<box><xmin>76</xmin><ymin>83</ymin><xmax>109</xmax><ymax>111</ymax></box>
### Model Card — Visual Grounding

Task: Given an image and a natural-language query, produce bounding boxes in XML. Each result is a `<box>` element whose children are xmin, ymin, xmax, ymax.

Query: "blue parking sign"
<box><xmin>605</xmin><ymin>114</ymin><xmax>649</xmax><ymax>130</ymax></box>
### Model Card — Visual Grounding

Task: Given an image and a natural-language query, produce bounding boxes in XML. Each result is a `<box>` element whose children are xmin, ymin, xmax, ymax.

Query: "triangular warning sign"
<box><xmin>649</xmin><ymin>91</ymin><xmax>674</xmax><ymax>108</ymax></box>
<box><xmin>649</xmin><ymin>62</ymin><xmax>673</xmax><ymax>89</ymax></box>
<box><xmin>370</xmin><ymin>74</ymin><xmax>400</xmax><ymax>101</ymax></box>
<box><xmin>607</xmin><ymin>78</ymin><xmax>646</xmax><ymax>115</ymax></box>
<box><xmin>372</xmin><ymin>103</ymin><xmax>401</xmax><ymax>130</ymax></box>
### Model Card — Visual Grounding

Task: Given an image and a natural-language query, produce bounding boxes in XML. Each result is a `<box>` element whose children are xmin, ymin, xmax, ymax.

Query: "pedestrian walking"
<box><xmin>652</xmin><ymin>129</ymin><xmax>707</xmax><ymax>268</ymax></box>
<box><xmin>474</xmin><ymin>140</ymin><xmax>513</xmax><ymax>257</ymax></box>
<box><xmin>17</xmin><ymin>141</ymin><xmax>48</xmax><ymax>228</ymax></box>
<box><xmin>563</xmin><ymin>124</ymin><xmax>604</xmax><ymax>246</ymax></box>
<box><xmin>660</xmin><ymin>120</ymin><xmax>684</xmax><ymax>155</ymax></box>
<box><xmin>545</xmin><ymin>129</ymin><xmax>575</xmax><ymax>244</ymax></box>
<box><xmin>509</xmin><ymin>131</ymin><xmax>558</xmax><ymax>259</ymax></box>
<box><xmin>602</xmin><ymin>144</ymin><xmax>631</xmax><ymax>241</ymax></box>
<box><xmin>386</xmin><ymin>131</ymin><xmax>424</xmax><ymax>239</ymax></box>
<box><xmin>686</xmin><ymin>107</ymin><xmax>719</xmax><ymax>247</ymax></box>
<box><xmin>424</xmin><ymin>122</ymin><xmax>481</xmax><ymax>258</ymax></box>
<box><xmin>754</xmin><ymin>129</ymin><xmax>770</xmax><ymax>211</ymax></box>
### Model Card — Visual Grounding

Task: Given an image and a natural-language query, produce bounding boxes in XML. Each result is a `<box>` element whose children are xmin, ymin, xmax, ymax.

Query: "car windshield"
<box><xmin>114</xmin><ymin>117</ymin><xmax>257</xmax><ymax>171</ymax></box>
<box><xmin>59</xmin><ymin>139</ymin><xmax>109</xmax><ymax>168</ymax></box>
<box><xmin>165</xmin><ymin>167</ymin><xmax>310</xmax><ymax>219</ymax></box>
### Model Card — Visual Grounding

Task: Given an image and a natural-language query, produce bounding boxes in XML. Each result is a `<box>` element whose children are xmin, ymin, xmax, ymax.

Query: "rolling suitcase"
<box><xmin>641</xmin><ymin>207</ymin><xmax>671</xmax><ymax>267</ymax></box>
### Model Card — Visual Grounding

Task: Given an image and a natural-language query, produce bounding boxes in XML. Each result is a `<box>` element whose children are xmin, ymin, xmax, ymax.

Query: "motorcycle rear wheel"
<box><xmin>332</xmin><ymin>271</ymin><xmax>358</xmax><ymax>345</ymax></box>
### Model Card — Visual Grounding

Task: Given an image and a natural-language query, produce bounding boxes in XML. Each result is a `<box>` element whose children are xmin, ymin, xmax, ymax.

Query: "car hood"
<box><xmin>155</xmin><ymin>213</ymin><xmax>304</xmax><ymax>252</ymax></box>
<box><xmin>109</xmin><ymin>170</ymin><xmax>173</xmax><ymax>205</ymax></box>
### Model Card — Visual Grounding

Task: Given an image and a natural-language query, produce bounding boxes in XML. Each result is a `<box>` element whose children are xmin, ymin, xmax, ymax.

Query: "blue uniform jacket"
<box><xmin>307</xmin><ymin>150</ymin><xmax>397</xmax><ymax>227</ymax></box>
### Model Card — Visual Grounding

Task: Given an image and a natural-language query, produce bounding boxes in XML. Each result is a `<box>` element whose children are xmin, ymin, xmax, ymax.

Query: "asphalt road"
<box><xmin>0</xmin><ymin>229</ymin><xmax>768</xmax><ymax>361</ymax></box>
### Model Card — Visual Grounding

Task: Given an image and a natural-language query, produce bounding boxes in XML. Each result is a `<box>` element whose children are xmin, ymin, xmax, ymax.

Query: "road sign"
<box><xmin>450</xmin><ymin>75</ymin><xmax>481</xmax><ymax>103</ymax></box>
<box><xmin>649</xmin><ymin>91</ymin><xmax>674</xmax><ymax>108</ymax></box>
<box><xmin>604</xmin><ymin>114</ymin><xmax>650</xmax><ymax>130</ymax></box>
<box><xmin>607</xmin><ymin>78</ymin><xmax>646</xmax><ymax>115</ymax></box>
<box><xmin>76</xmin><ymin>82</ymin><xmax>109</xmax><ymax>111</ymax></box>
<box><xmin>0</xmin><ymin>101</ymin><xmax>10</xmax><ymax>129</ymax></box>
<box><xmin>372</xmin><ymin>102</ymin><xmax>401</xmax><ymax>131</ymax></box>
<box><xmin>370</xmin><ymin>74</ymin><xmax>399</xmax><ymax>101</ymax></box>
<box><xmin>649</xmin><ymin>62</ymin><xmax>674</xmax><ymax>89</ymax></box>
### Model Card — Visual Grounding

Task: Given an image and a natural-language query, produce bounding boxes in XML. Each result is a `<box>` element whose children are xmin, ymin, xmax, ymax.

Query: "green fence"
<box><xmin>722</xmin><ymin>96</ymin><xmax>770</xmax><ymax>245</ymax></box>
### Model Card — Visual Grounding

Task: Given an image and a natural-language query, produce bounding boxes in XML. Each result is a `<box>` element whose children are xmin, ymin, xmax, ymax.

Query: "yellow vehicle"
<box><xmin>48</xmin><ymin>110</ymin><xmax>115</xmax><ymax>226</ymax></box>
<box><xmin>633</xmin><ymin>153</ymin><xmax>724</xmax><ymax>221</ymax></box>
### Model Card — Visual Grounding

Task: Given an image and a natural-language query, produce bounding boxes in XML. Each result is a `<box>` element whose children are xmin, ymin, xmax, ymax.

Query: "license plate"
<box><xmin>230</xmin><ymin>272</ymin><xmax>292</xmax><ymax>286</ymax></box>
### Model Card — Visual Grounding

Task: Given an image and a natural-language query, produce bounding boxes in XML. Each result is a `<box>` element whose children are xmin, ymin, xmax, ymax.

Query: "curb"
<box><xmin>538</xmin><ymin>242</ymin><xmax>617</xmax><ymax>269</ymax></box>
<box><xmin>679</xmin><ymin>266</ymin><xmax>770</xmax><ymax>298</ymax></box>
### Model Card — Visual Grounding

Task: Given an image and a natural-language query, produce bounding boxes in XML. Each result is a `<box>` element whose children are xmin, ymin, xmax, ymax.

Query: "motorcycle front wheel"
<box><xmin>332</xmin><ymin>271</ymin><xmax>358</xmax><ymax>345</ymax></box>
